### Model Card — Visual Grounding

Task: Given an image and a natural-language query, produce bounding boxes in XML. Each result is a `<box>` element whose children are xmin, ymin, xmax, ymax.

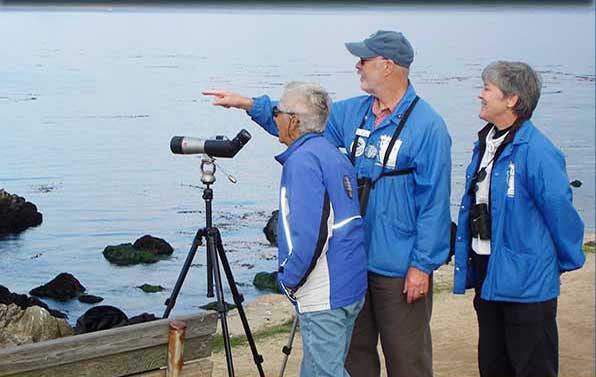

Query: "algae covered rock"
<box><xmin>199</xmin><ymin>301</ymin><xmax>236</xmax><ymax>311</ymax></box>
<box><xmin>133</xmin><ymin>235</ymin><xmax>174</xmax><ymax>256</ymax></box>
<box><xmin>103</xmin><ymin>243</ymin><xmax>159</xmax><ymax>265</ymax></box>
<box><xmin>137</xmin><ymin>284</ymin><xmax>165</xmax><ymax>293</ymax></box>
<box><xmin>103</xmin><ymin>235</ymin><xmax>174</xmax><ymax>266</ymax></box>
<box><xmin>78</xmin><ymin>294</ymin><xmax>104</xmax><ymax>304</ymax></box>
<box><xmin>253</xmin><ymin>272</ymin><xmax>281</xmax><ymax>293</ymax></box>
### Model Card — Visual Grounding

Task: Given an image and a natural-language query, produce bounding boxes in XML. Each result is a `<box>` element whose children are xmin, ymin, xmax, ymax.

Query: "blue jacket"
<box><xmin>274</xmin><ymin>133</ymin><xmax>367</xmax><ymax>314</ymax></box>
<box><xmin>249</xmin><ymin>83</ymin><xmax>452</xmax><ymax>278</ymax></box>
<box><xmin>453</xmin><ymin>120</ymin><xmax>585</xmax><ymax>302</ymax></box>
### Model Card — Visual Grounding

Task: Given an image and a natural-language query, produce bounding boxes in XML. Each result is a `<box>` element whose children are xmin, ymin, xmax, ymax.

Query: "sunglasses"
<box><xmin>359</xmin><ymin>56</ymin><xmax>386</xmax><ymax>66</ymax></box>
<box><xmin>272</xmin><ymin>106</ymin><xmax>295</xmax><ymax>118</ymax></box>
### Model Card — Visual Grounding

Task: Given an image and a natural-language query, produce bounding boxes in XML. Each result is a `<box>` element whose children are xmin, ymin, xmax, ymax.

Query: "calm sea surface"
<box><xmin>1</xmin><ymin>5</ymin><xmax>594</xmax><ymax>323</ymax></box>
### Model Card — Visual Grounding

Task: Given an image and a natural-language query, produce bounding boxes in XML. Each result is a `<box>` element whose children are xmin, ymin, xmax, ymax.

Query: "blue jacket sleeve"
<box><xmin>324</xmin><ymin>101</ymin><xmax>346</xmax><ymax>148</ymax></box>
<box><xmin>409</xmin><ymin>119</ymin><xmax>452</xmax><ymax>274</ymax></box>
<box><xmin>527</xmin><ymin>144</ymin><xmax>585</xmax><ymax>272</ymax></box>
<box><xmin>248</xmin><ymin>94</ymin><xmax>346</xmax><ymax>148</ymax></box>
<box><xmin>247</xmin><ymin>95</ymin><xmax>279</xmax><ymax>136</ymax></box>
<box><xmin>278</xmin><ymin>153</ymin><xmax>327</xmax><ymax>288</ymax></box>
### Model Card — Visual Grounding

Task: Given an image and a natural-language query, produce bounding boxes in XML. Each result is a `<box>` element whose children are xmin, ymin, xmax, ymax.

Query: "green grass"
<box><xmin>212</xmin><ymin>319</ymin><xmax>296</xmax><ymax>353</ymax></box>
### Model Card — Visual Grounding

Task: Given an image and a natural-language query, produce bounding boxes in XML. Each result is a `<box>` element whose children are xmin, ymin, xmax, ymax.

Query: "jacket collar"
<box><xmin>475</xmin><ymin>117</ymin><xmax>532</xmax><ymax>150</ymax></box>
<box><xmin>275</xmin><ymin>132</ymin><xmax>322</xmax><ymax>165</ymax></box>
<box><xmin>372</xmin><ymin>80</ymin><xmax>418</xmax><ymax>128</ymax></box>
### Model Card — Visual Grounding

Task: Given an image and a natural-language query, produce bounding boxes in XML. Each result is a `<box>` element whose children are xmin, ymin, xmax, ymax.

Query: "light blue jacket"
<box><xmin>453</xmin><ymin>120</ymin><xmax>585</xmax><ymax>302</ymax></box>
<box><xmin>274</xmin><ymin>133</ymin><xmax>367</xmax><ymax>314</ymax></box>
<box><xmin>249</xmin><ymin>83</ymin><xmax>452</xmax><ymax>278</ymax></box>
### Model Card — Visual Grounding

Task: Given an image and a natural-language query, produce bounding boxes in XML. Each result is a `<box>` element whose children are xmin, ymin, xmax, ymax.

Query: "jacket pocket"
<box><xmin>492</xmin><ymin>246</ymin><xmax>536</xmax><ymax>299</ymax></box>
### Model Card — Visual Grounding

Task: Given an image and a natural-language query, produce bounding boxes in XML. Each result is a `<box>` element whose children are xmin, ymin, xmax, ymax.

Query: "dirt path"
<box><xmin>212</xmin><ymin>251</ymin><xmax>595</xmax><ymax>377</ymax></box>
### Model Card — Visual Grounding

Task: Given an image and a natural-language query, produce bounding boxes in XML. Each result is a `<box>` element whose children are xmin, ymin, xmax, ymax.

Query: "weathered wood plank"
<box><xmin>0</xmin><ymin>312</ymin><xmax>217</xmax><ymax>376</ymax></box>
<box><xmin>2</xmin><ymin>335</ymin><xmax>213</xmax><ymax>377</ymax></box>
<box><xmin>134</xmin><ymin>359</ymin><xmax>212</xmax><ymax>377</ymax></box>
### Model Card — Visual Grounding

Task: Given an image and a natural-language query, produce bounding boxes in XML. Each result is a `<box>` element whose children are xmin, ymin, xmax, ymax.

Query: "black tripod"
<box><xmin>163</xmin><ymin>156</ymin><xmax>265</xmax><ymax>377</ymax></box>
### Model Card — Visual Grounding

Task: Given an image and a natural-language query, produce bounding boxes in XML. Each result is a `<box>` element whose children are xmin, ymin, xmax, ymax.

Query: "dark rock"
<box><xmin>103</xmin><ymin>243</ymin><xmax>159</xmax><ymax>265</ymax></box>
<box><xmin>199</xmin><ymin>301</ymin><xmax>236</xmax><ymax>311</ymax></box>
<box><xmin>29</xmin><ymin>273</ymin><xmax>86</xmax><ymax>302</ymax></box>
<box><xmin>74</xmin><ymin>305</ymin><xmax>128</xmax><ymax>334</ymax></box>
<box><xmin>263</xmin><ymin>210</ymin><xmax>279</xmax><ymax>246</ymax></box>
<box><xmin>137</xmin><ymin>284</ymin><xmax>165</xmax><ymax>293</ymax></box>
<box><xmin>0</xmin><ymin>285</ymin><xmax>67</xmax><ymax>319</ymax></box>
<box><xmin>133</xmin><ymin>235</ymin><xmax>174</xmax><ymax>256</ymax></box>
<box><xmin>570</xmin><ymin>179</ymin><xmax>582</xmax><ymax>188</ymax></box>
<box><xmin>78</xmin><ymin>294</ymin><xmax>104</xmax><ymax>304</ymax></box>
<box><xmin>0</xmin><ymin>189</ymin><xmax>43</xmax><ymax>235</ymax></box>
<box><xmin>253</xmin><ymin>271</ymin><xmax>281</xmax><ymax>293</ymax></box>
<box><xmin>127</xmin><ymin>313</ymin><xmax>158</xmax><ymax>325</ymax></box>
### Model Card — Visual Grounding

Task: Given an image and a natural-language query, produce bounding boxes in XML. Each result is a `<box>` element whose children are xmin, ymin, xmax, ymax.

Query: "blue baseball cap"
<box><xmin>345</xmin><ymin>30</ymin><xmax>414</xmax><ymax>68</ymax></box>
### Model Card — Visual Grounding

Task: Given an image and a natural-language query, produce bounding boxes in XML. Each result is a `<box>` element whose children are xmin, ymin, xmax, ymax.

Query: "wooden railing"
<box><xmin>0</xmin><ymin>312</ymin><xmax>217</xmax><ymax>377</ymax></box>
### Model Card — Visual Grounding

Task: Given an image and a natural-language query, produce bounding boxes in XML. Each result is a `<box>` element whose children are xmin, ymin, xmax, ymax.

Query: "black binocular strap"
<box><xmin>372</xmin><ymin>95</ymin><xmax>419</xmax><ymax>186</ymax></box>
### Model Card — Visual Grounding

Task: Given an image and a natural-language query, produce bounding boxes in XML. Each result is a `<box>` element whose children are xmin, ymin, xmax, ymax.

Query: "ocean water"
<box><xmin>0</xmin><ymin>4</ymin><xmax>594</xmax><ymax>324</ymax></box>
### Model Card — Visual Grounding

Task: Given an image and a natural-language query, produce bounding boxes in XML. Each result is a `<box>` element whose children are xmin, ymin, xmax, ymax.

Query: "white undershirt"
<box><xmin>472</xmin><ymin>127</ymin><xmax>509</xmax><ymax>255</ymax></box>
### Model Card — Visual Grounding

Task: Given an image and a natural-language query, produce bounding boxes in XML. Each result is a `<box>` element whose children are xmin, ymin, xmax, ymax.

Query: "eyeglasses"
<box><xmin>359</xmin><ymin>57</ymin><xmax>386</xmax><ymax>66</ymax></box>
<box><xmin>359</xmin><ymin>57</ymin><xmax>375</xmax><ymax>66</ymax></box>
<box><xmin>272</xmin><ymin>106</ymin><xmax>295</xmax><ymax>118</ymax></box>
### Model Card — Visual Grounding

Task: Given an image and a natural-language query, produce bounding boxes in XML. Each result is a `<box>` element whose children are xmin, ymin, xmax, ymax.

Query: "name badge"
<box><xmin>507</xmin><ymin>161</ymin><xmax>515</xmax><ymax>198</ymax></box>
<box><xmin>355</xmin><ymin>129</ymin><xmax>371</xmax><ymax>138</ymax></box>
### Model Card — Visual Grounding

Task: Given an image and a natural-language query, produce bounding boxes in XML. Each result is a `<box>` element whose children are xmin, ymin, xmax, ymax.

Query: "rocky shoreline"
<box><xmin>0</xmin><ymin>188</ymin><xmax>592</xmax><ymax>355</ymax></box>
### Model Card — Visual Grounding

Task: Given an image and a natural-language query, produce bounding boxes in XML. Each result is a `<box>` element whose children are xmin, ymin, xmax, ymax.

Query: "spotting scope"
<box><xmin>170</xmin><ymin>129</ymin><xmax>252</xmax><ymax>158</ymax></box>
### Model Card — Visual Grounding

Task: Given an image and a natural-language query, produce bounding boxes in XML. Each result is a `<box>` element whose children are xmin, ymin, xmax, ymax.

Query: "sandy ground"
<box><xmin>212</xmin><ymin>246</ymin><xmax>595</xmax><ymax>377</ymax></box>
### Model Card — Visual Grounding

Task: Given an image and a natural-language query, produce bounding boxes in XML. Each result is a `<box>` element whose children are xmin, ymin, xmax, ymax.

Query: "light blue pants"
<box><xmin>298</xmin><ymin>298</ymin><xmax>365</xmax><ymax>377</ymax></box>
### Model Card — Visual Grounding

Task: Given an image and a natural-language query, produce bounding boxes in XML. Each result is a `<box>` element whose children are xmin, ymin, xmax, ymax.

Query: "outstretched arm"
<box><xmin>203</xmin><ymin>90</ymin><xmax>279</xmax><ymax>137</ymax></box>
<box><xmin>202</xmin><ymin>90</ymin><xmax>254</xmax><ymax>110</ymax></box>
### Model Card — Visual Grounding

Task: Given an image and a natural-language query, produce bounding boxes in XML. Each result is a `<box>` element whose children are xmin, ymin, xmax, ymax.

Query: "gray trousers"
<box><xmin>345</xmin><ymin>272</ymin><xmax>433</xmax><ymax>377</ymax></box>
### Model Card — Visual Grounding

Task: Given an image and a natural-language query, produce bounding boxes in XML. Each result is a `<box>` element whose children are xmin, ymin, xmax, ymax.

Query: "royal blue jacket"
<box><xmin>249</xmin><ymin>83</ymin><xmax>451</xmax><ymax>278</ymax></box>
<box><xmin>274</xmin><ymin>133</ymin><xmax>367</xmax><ymax>314</ymax></box>
<box><xmin>453</xmin><ymin>120</ymin><xmax>585</xmax><ymax>302</ymax></box>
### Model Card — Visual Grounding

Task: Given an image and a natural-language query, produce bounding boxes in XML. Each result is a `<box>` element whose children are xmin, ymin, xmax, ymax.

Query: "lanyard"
<box><xmin>349</xmin><ymin>96</ymin><xmax>420</xmax><ymax>184</ymax></box>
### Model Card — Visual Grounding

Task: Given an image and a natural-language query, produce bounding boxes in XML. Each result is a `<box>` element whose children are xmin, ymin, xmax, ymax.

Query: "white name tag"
<box><xmin>507</xmin><ymin>162</ymin><xmax>515</xmax><ymax>198</ymax></box>
<box><xmin>355</xmin><ymin>129</ymin><xmax>371</xmax><ymax>138</ymax></box>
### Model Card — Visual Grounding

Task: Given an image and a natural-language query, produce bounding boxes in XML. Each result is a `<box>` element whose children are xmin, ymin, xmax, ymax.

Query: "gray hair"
<box><xmin>279</xmin><ymin>82</ymin><xmax>332</xmax><ymax>135</ymax></box>
<box><xmin>482</xmin><ymin>61</ymin><xmax>542</xmax><ymax>119</ymax></box>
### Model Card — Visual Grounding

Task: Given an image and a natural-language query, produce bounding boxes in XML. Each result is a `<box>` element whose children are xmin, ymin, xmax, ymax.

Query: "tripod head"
<box><xmin>200</xmin><ymin>155</ymin><xmax>217</xmax><ymax>185</ymax></box>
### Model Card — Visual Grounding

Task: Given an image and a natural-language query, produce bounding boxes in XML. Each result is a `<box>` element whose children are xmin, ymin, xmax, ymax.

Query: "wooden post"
<box><xmin>167</xmin><ymin>320</ymin><xmax>187</xmax><ymax>377</ymax></box>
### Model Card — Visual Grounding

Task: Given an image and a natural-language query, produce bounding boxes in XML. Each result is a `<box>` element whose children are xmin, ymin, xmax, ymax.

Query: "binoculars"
<box><xmin>470</xmin><ymin>203</ymin><xmax>491</xmax><ymax>240</ymax></box>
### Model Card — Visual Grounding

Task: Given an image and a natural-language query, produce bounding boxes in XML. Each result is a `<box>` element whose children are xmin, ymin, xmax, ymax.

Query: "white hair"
<box><xmin>279</xmin><ymin>82</ymin><xmax>332</xmax><ymax>135</ymax></box>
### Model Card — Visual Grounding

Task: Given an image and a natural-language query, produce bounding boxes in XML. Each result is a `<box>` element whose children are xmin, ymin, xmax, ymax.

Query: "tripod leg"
<box><xmin>163</xmin><ymin>228</ymin><xmax>205</xmax><ymax>319</ymax></box>
<box><xmin>279</xmin><ymin>315</ymin><xmax>299</xmax><ymax>377</ymax></box>
<box><xmin>215</xmin><ymin>230</ymin><xmax>266</xmax><ymax>377</ymax></box>
<box><xmin>206</xmin><ymin>229</ymin><xmax>235</xmax><ymax>377</ymax></box>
